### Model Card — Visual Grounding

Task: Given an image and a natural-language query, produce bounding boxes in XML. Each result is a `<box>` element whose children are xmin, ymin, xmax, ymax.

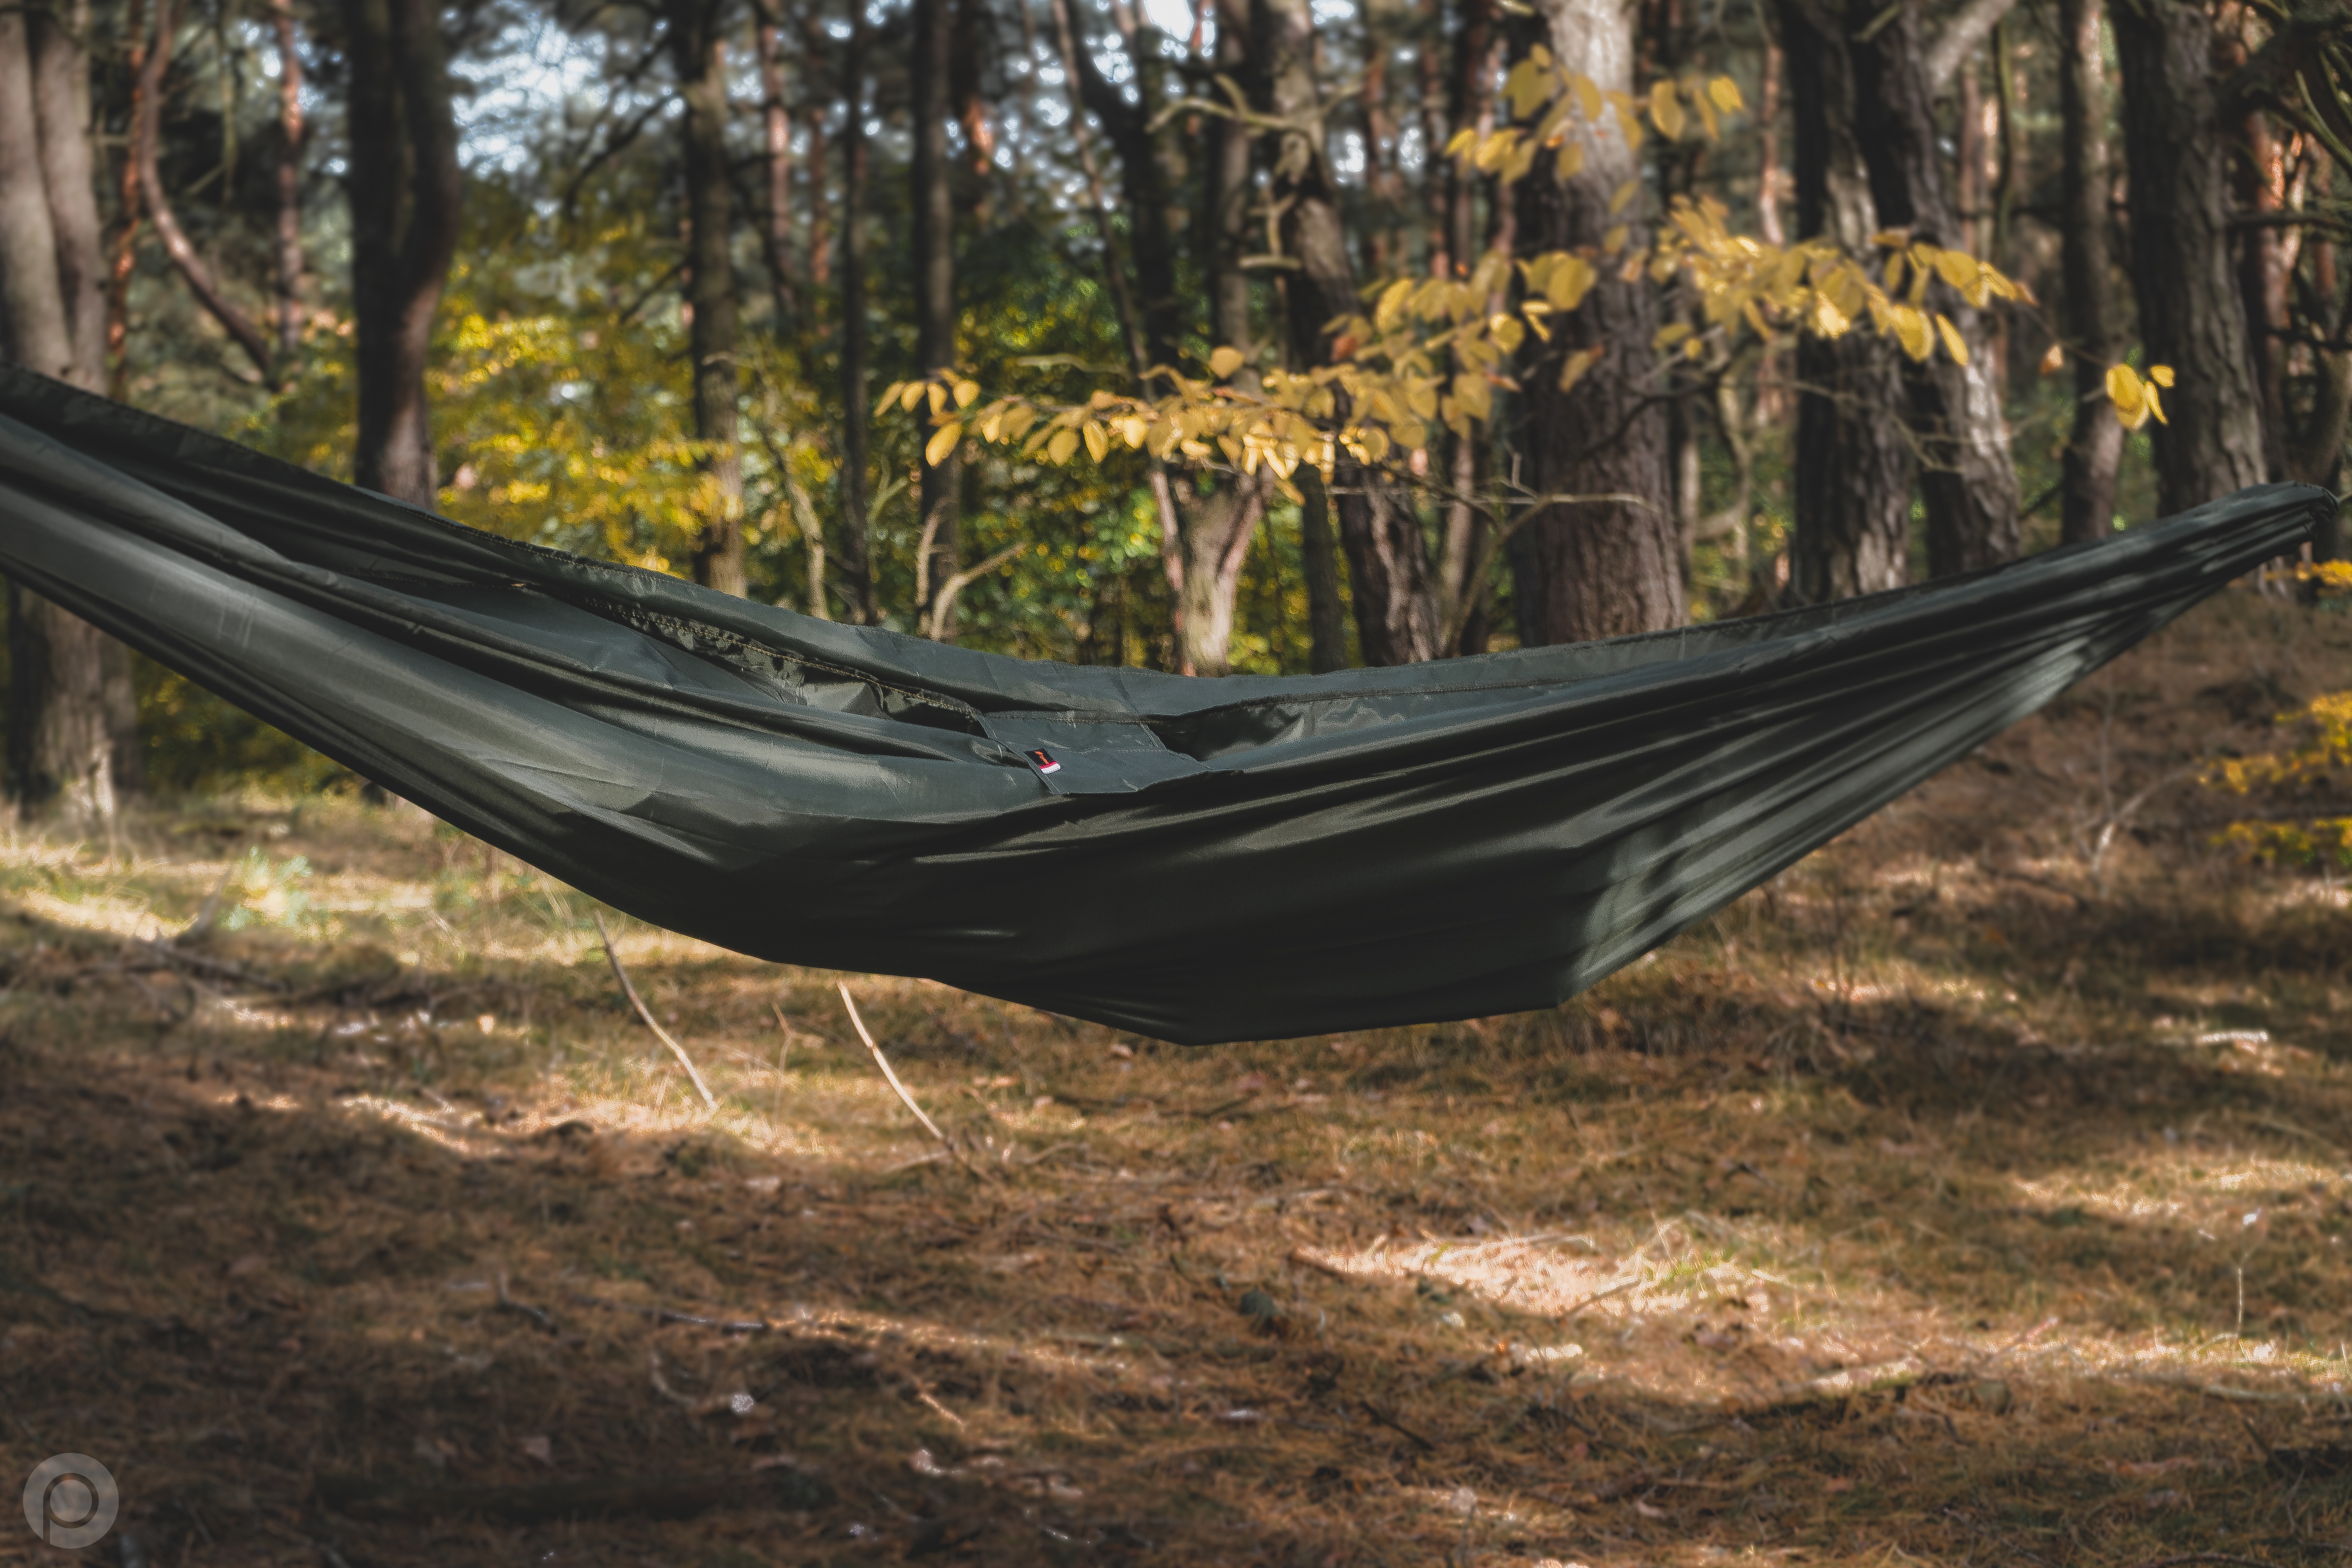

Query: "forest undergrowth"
<box><xmin>4</xmin><ymin>589</ymin><xmax>2352</xmax><ymax>1567</ymax></box>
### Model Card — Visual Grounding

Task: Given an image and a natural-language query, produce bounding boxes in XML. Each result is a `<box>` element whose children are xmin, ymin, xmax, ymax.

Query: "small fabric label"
<box><xmin>1025</xmin><ymin>748</ymin><xmax>1062</xmax><ymax>775</ymax></box>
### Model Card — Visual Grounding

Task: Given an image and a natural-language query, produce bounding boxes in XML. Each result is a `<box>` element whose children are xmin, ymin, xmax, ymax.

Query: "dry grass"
<box><xmin>3</xmin><ymin>589</ymin><xmax>2352</xmax><ymax>1567</ymax></box>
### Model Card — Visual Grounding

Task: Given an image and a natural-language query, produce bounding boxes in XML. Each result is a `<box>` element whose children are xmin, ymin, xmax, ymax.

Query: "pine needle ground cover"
<box><xmin>3</xmin><ymin>590</ymin><xmax>2350</xmax><ymax>1568</ymax></box>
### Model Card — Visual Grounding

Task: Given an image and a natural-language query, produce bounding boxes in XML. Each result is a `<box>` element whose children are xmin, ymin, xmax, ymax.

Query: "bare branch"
<box><xmin>591</xmin><ymin>910</ymin><xmax>717</xmax><ymax>1109</ymax></box>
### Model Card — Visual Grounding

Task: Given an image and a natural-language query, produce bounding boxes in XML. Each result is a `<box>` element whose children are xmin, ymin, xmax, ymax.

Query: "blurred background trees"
<box><xmin>2</xmin><ymin>0</ymin><xmax>2348</xmax><ymax>808</ymax></box>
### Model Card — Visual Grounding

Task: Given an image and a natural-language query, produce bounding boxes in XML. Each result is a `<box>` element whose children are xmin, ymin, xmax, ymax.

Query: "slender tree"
<box><xmin>913</xmin><ymin>0</ymin><xmax>961</xmax><ymax>635</ymax></box>
<box><xmin>1506</xmin><ymin>0</ymin><xmax>1680</xmax><ymax>644</ymax></box>
<box><xmin>836</xmin><ymin>1</ymin><xmax>879</xmax><ymax>623</ymax></box>
<box><xmin>1262</xmin><ymin>0</ymin><xmax>1441</xmax><ymax>665</ymax></box>
<box><xmin>2056</xmin><ymin>0</ymin><xmax>2123</xmax><ymax>544</ymax></box>
<box><xmin>342</xmin><ymin>0</ymin><xmax>463</xmax><ymax>505</ymax></box>
<box><xmin>1775</xmin><ymin>0</ymin><xmax>1912</xmax><ymax>601</ymax></box>
<box><xmin>666</xmin><ymin>0</ymin><xmax>747</xmax><ymax>595</ymax></box>
<box><xmin>270</xmin><ymin>0</ymin><xmax>308</xmax><ymax>361</ymax></box>
<box><xmin>1849</xmin><ymin>0</ymin><xmax>2020</xmax><ymax>577</ymax></box>
<box><xmin>2111</xmin><ymin>0</ymin><xmax>2265</xmax><ymax>513</ymax></box>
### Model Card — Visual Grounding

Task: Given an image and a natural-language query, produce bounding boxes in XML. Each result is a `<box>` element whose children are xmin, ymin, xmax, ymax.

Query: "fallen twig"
<box><xmin>568</xmin><ymin>1293</ymin><xmax>770</xmax><ymax>1334</ymax></box>
<box><xmin>495</xmin><ymin>1272</ymin><xmax>559</xmax><ymax>1334</ymax></box>
<box><xmin>1358</xmin><ymin>1399</ymin><xmax>1437</xmax><ymax>1452</ymax></box>
<box><xmin>592</xmin><ymin>911</ymin><xmax>716</xmax><ymax>1109</ymax></box>
<box><xmin>837</xmin><ymin>982</ymin><xmax>981</xmax><ymax>1177</ymax></box>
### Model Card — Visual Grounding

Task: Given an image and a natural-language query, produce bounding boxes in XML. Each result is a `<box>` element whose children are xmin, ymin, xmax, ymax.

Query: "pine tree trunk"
<box><xmin>836</xmin><ymin>11</ymin><xmax>878</xmax><ymax>624</ymax></box>
<box><xmin>1775</xmin><ymin>0</ymin><xmax>1912</xmax><ymax>602</ymax></box>
<box><xmin>667</xmin><ymin>0</ymin><xmax>745</xmax><ymax>597</ymax></box>
<box><xmin>1848</xmin><ymin>0</ymin><xmax>2019</xmax><ymax>577</ymax></box>
<box><xmin>1261</xmin><ymin>0</ymin><xmax>1441</xmax><ymax>665</ymax></box>
<box><xmin>1506</xmin><ymin>0</ymin><xmax>1680</xmax><ymax>645</ymax></box>
<box><xmin>2057</xmin><ymin>0</ymin><xmax>2123</xmax><ymax>545</ymax></box>
<box><xmin>913</xmin><ymin>0</ymin><xmax>961</xmax><ymax>636</ymax></box>
<box><xmin>342</xmin><ymin>0</ymin><xmax>460</xmax><ymax>507</ymax></box>
<box><xmin>3</xmin><ymin>1</ymin><xmax>124</xmax><ymax>819</ymax></box>
<box><xmin>2111</xmin><ymin>0</ymin><xmax>2266</xmax><ymax>513</ymax></box>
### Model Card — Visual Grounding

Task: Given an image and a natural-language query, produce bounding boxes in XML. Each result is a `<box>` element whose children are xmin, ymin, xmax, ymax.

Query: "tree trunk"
<box><xmin>1506</xmin><ymin>0</ymin><xmax>1680</xmax><ymax>646</ymax></box>
<box><xmin>270</xmin><ymin>0</ymin><xmax>306</xmax><ymax>361</ymax></box>
<box><xmin>342</xmin><ymin>0</ymin><xmax>461</xmax><ymax>507</ymax></box>
<box><xmin>1849</xmin><ymin>0</ymin><xmax>2019</xmax><ymax>577</ymax></box>
<box><xmin>754</xmin><ymin>0</ymin><xmax>799</xmax><ymax>334</ymax></box>
<box><xmin>1261</xmin><ymin>0</ymin><xmax>1440</xmax><ymax>665</ymax></box>
<box><xmin>1775</xmin><ymin>0</ymin><xmax>1912</xmax><ymax>602</ymax></box>
<box><xmin>913</xmin><ymin>0</ymin><xmax>961</xmax><ymax>636</ymax></box>
<box><xmin>836</xmin><ymin>6</ymin><xmax>878</xmax><ymax>624</ymax></box>
<box><xmin>668</xmin><ymin>0</ymin><xmax>745</xmax><ymax>597</ymax></box>
<box><xmin>1297</xmin><ymin>468</ymin><xmax>1349</xmax><ymax>672</ymax></box>
<box><xmin>2111</xmin><ymin>0</ymin><xmax>2266</xmax><ymax>513</ymax></box>
<box><xmin>2057</xmin><ymin>0</ymin><xmax>2123</xmax><ymax>545</ymax></box>
<box><xmin>3</xmin><ymin>0</ymin><xmax>125</xmax><ymax>820</ymax></box>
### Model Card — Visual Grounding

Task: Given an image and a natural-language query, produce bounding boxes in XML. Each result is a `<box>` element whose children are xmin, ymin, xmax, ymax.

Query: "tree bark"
<box><xmin>668</xmin><ymin>0</ymin><xmax>746</xmax><ymax>596</ymax></box>
<box><xmin>2111</xmin><ymin>0</ymin><xmax>2266</xmax><ymax>513</ymax></box>
<box><xmin>1776</xmin><ymin>0</ymin><xmax>1912</xmax><ymax>602</ymax></box>
<box><xmin>1506</xmin><ymin>0</ymin><xmax>1680</xmax><ymax>646</ymax></box>
<box><xmin>1260</xmin><ymin>0</ymin><xmax>1441</xmax><ymax>665</ymax></box>
<box><xmin>836</xmin><ymin>6</ymin><xmax>879</xmax><ymax>624</ymax></box>
<box><xmin>3</xmin><ymin>2</ymin><xmax>119</xmax><ymax>820</ymax></box>
<box><xmin>1297</xmin><ymin>468</ymin><xmax>1349</xmax><ymax>671</ymax></box>
<box><xmin>754</xmin><ymin>0</ymin><xmax>798</xmax><ymax>333</ymax></box>
<box><xmin>913</xmin><ymin>0</ymin><xmax>961</xmax><ymax>636</ymax></box>
<box><xmin>2057</xmin><ymin>0</ymin><xmax>2123</xmax><ymax>544</ymax></box>
<box><xmin>270</xmin><ymin>0</ymin><xmax>306</xmax><ymax>361</ymax></box>
<box><xmin>342</xmin><ymin>0</ymin><xmax>462</xmax><ymax>506</ymax></box>
<box><xmin>1849</xmin><ymin>0</ymin><xmax>2020</xmax><ymax>577</ymax></box>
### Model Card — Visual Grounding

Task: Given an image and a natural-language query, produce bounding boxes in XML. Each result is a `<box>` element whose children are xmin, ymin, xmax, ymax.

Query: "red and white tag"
<box><xmin>1025</xmin><ymin>748</ymin><xmax>1062</xmax><ymax>775</ymax></box>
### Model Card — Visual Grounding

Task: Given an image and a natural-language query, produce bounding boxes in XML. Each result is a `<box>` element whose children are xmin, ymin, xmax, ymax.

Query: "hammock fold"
<box><xmin>0</xmin><ymin>366</ymin><xmax>2327</xmax><ymax>1043</ymax></box>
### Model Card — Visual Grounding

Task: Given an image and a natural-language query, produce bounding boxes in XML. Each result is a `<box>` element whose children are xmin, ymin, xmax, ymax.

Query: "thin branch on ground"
<box><xmin>591</xmin><ymin>910</ymin><xmax>717</xmax><ymax>1109</ymax></box>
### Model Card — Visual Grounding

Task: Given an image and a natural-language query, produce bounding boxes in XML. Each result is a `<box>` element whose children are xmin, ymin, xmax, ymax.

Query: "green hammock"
<box><xmin>0</xmin><ymin>366</ymin><xmax>2326</xmax><ymax>1043</ymax></box>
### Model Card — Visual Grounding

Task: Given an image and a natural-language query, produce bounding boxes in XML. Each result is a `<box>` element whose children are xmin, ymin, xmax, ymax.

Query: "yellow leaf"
<box><xmin>1689</xmin><ymin>76</ymin><xmax>1720</xmax><ymax>140</ymax></box>
<box><xmin>1572</xmin><ymin>73</ymin><xmax>1603</xmax><ymax>122</ymax></box>
<box><xmin>2039</xmin><ymin>342</ymin><xmax>2065</xmax><ymax>375</ymax></box>
<box><xmin>1445</xmin><ymin>127</ymin><xmax>1478</xmax><ymax>158</ymax></box>
<box><xmin>2145</xmin><ymin>382</ymin><xmax>2167</xmax><ymax>424</ymax></box>
<box><xmin>1501</xmin><ymin>137</ymin><xmax>1539</xmax><ymax>183</ymax></box>
<box><xmin>1490</xmin><ymin>313</ymin><xmax>1526</xmax><ymax>353</ymax></box>
<box><xmin>1935</xmin><ymin>313</ymin><xmax>1968</xmax><ymax>364</ymax></box>
<box><xmin>1654</xmin><ymin>321</ymin><xmax>1694</xmax><ymax>349</ymax></box>
<box><xmin>1083</xmin><ymin>420</ymin><xmax>1109</xmax><ymax>461</ymax></box>
<box><xmin>900</xmin><ymin>382</ymin><xmax>927</xmax><ymax>412</ymax></box>
<box><xmin>1557</xmin><ymin>346</ymin><xmax>1601</xmax><ymax>393</ymax></box>
<box><xmin>1612</xmin><ymin>94</ymin><xmax>1645</xmax><ymax>149</ymax></box>
<box><xmin>1603</xmin><ymin>225</ymin><xmax>1629</xmax><ymax>255</ymax></box>
<box><xmin>1505</xmin><ymin>58</ymin><xmax>1549</xmax><ymax>119</ymax></box>
<box><xmin>1047</xmin><ymin>427</ymin><xmax>1081</xmax><ymax>464</ymax></box>
<box><xmin>876</xmin><ymin>380</ymin><xmax>908</xmax><ymax>417</ymax></box>
<box><xmin>1475</xmin><ymin>129</ymin><xmax>1521</xmax><ymax>173</ymax></box>
<box><xmin>1375</xmin><ymin>279</ymin><xmax>1415</xmax><ymax>331</ymax></box>
<box><xmin>952</xmin><ymin>380</ymin><xmax>980</xmax><ymax>408</ymax></box>
<box><xmin>1708</xmin><ymin>74</ymin><xmax>1743</xmax><ymax>112</ymax></box>
<box><xmin>1931</xmin><ymin>248</ymin><xmax>1980</xmax><ymax>294</ymax></box>
<box><xmin>925</xmin><ymin>422</ymin><xmax>963</xmax><ymax>467</ymax></box>
<box><xmin>2150</xmin><ymin>364</ymin><xmax>2175</xmax><ymax>387</ymax></box>
<box><xmin>926</xmin><ymin>382</ymin><xmax>947</xmax><ymax>415</ymax></box>
<box><xmin>1556</xmin><ymin>140</ymin><xmax>1585</xmax><ymax>180</ymax></box>
<box><xmin>2106</xmin><ymin>363</ymin><xmax>2149</xmax><ymax>429</ymax></box>
<box><xmin>1209</xmin><ymin>346</ymin><xmax>1246</xmax><ymax>379</ymax></box>
<box><xmin>1649</xmin><ymin>79</ymin><xmax>1685</xmax><ymax>139</ymax></box>
<box><xmin>1003</xmin><ymin>404</ymin><xmax>1039</xmax><ymax>439</ymax></box>
<box><xmin>1452</xmin><ymin>371</ymin><xmax>1493</xmax><ymax>422</ymax></box>
<box><xmin>1610</xmin><ymin>178</ymin><xmax>1640</xmax><ymax>215</ymax></box>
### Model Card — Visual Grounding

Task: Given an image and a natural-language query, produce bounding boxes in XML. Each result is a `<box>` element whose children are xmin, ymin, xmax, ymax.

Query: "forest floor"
<box><xmin>4</xmin><ymin>589</ymin><xmax>2352</xmax><ymax>1568</ymax></box>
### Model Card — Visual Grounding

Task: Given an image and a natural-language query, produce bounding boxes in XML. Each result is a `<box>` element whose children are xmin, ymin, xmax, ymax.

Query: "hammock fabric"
<box><xmin>0</xmin><ymin>366</ymin><xmax>2327</xmax><ymax>1044</ymax></box>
